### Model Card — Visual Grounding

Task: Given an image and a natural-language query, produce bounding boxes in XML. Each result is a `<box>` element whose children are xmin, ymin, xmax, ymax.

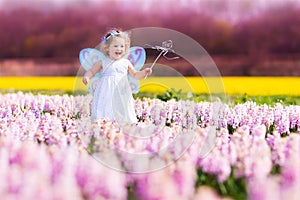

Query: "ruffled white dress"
<box><xmin>91</xmin><ymin>56</ymin><xmax>137</xmax><ymax>124</ymax></box>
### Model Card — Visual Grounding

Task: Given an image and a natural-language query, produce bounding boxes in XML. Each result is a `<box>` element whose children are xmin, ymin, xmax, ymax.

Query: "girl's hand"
<box><xmin>82</xmin><ymin>76</ymin><xmax>89</xmax><ymax>85</ymax></box>
<box><xmin>82</xmin><ymin>63</ymin><xmax>102</xmax><ymax>85</ymax></box>
<box><xmin>144</xmin><ymin>68</ymin><xmax>152</xmax><ymax>77</ymax></box>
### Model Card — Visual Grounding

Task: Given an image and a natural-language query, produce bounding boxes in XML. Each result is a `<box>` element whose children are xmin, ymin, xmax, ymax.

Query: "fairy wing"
<box><xmin>79</xmin><ymin>48</ymin><xmax>105</xmax><ymax>71</ymax></box>
<box><xmin>87</xmin><ymin>76</ymin><xmax>101</xmax><ymax>94</ymax></box>
<box><xmin>79</xmin><ymin>47</ymin><xmax>146</xmax><ymax>94</ymax></box>
<box><xmin>79</xmin><ymin>48</ymin><xmax>104</xmax><ymax>94</ymax></box>
<box><xmin>127</xmin><ymin>76</ymin><xmax>140</xmax><ymax>94</ymax></box>
<box><xmin>127</xmin><ymin>47</ymin><xmax>146</xmax><ymax>94</ymax></box>
<box><xmin>127</xmin><ymin>46</ymin><xmax>146</xmax><ymax>71</ymax></box>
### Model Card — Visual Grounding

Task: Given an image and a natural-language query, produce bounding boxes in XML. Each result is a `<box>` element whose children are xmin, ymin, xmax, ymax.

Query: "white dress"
<box><xmin>91</xmin><ymin>56</ymin><xmax>137</xmax><ymax>124</ymax></box>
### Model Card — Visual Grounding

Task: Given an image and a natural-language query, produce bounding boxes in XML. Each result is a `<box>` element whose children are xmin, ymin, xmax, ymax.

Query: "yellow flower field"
<box><xmin>0</xmin><ymin>76</ymin><xmax>299</xmax><ymax>96</ymax></box>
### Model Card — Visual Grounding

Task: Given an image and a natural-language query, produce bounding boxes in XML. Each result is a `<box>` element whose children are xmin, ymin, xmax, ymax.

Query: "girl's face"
<box><xmin>108</xmin><ymin>37</ymin><xmax>126</xmax><ymax>60</ymax></box>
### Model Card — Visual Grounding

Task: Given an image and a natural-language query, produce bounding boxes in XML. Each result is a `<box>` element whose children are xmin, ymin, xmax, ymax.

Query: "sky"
<box><xmin>0</xmin><ymin>0</ymin><xmax>299</xmax><ymax>22</ymax></box>
<box><xmin>0</xmin><ymin>0</ymin><xmax>295</xmax><ymax>9</ymax></box>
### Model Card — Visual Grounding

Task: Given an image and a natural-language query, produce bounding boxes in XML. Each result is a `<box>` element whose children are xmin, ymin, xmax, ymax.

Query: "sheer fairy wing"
<box><xmin>126</xmin><ymin>47</ymin><xmax>146</xmax><ymax>93</ymax></box>
<box><xmin>128</xmin><ymin>75</ymin><xmax>140</xmax><ymax>94</ymax></box>
<box><xmin>87</xmin><ymin>75</ymin><xmax>101</xmax><ymax>95</ymax></box>
<box><xmin>127</xmin><ymin>46</ymin><xmax>146</xmax><ymax>71</ymax></box>
<box><xmin>79</xmin><ymin>48</ymin><xmax>105</xmax><ymax>71</ymax></box>
<box><xmin>79</xmin><ymin>48</ymin><xmax>104</xmax><ymax>94</ymax></box>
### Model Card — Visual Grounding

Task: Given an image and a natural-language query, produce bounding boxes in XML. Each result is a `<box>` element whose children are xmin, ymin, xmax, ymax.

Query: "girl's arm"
<box><xmin>128</xmin><ymin>62</ymin><xmax>152</xmax><ymax>80</ymax></box>
<box><xmin>82</xmin><ymin>62</ymin><xmax>102</xmax><ymax>85</ymax></box>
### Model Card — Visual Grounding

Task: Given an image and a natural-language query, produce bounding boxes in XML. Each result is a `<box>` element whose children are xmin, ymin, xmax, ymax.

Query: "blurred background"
<box><xmin>0</xmin><ymin>0</ymin><xmax>300</xmax><ymax>76</ymax></box>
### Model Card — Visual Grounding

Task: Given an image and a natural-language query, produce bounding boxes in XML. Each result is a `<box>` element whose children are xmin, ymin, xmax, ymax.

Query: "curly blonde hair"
<box><xmin>99</xmin><ymin>29</ymin><xmax>131</xmax><ymax>56</ymax></box>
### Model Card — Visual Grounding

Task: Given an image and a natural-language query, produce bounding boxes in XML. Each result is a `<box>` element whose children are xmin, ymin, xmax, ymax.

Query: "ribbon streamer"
<box><xmin>145</xmin><ymin>40</ymin><xmax>179</xmax><ymax>79</ymax></box>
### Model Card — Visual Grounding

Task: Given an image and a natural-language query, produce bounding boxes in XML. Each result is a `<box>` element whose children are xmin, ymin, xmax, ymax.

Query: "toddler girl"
<box><xmin>82</xmin><ymin>29</ymin><xmax>152</xmax><ymax>124</ymax></box>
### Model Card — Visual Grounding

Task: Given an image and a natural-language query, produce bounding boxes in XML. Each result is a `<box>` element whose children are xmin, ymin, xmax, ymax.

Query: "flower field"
<box><xmin>1</xmin><ymin>92</ymin><xmax>300</xmax><ymax>200</ymax></box>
